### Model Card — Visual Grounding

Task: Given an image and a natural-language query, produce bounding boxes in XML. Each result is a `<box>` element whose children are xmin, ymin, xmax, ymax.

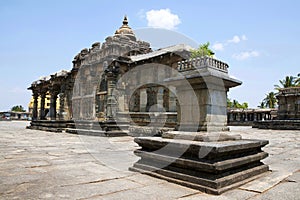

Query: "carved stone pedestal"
<box><xmin>129</xmin><ymin>57</ymin><xmax>269</xmax><ymax>194</ymax></box>
<box><xmin>129</xmin><ymin>133</ymin><xmax>269</xmax><ymax>195</ymax></box>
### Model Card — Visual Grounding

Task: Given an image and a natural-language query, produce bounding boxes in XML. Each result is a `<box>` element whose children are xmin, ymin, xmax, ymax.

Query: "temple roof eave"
<box><xmin>28</xmin><ymin>69</ymin><xmax>71</xmax><ymax>91</ymax></box>
<box><xmin>129</xmin><ymin>44</ymin><xmax>193</xmax><ymax>62</ymax></box>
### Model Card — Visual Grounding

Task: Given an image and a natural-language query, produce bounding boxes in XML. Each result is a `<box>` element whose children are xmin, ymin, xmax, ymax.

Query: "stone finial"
<box><xmin>123</xmin><ymin>15</ymin><xmax>128</xmax><ymax>25</ymax></box>
<box><xmin>114</xmin><ymin>15</ymin><xmax>136</xmax><ymax>40</ymax></box>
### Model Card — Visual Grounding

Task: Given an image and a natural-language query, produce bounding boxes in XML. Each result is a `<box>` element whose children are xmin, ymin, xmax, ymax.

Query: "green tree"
<box><xmin>240</xmin><ymin>102</ymin><xmax>248</xmax><ymax>109</ymax></box>
<box><xmin>263</xmin><ymin>92</ymin><xmax>277</xmax><ymax>108</ymax></box>
<box><xmin>232</xmin><ymin>99</ymin><xmax>239</xmax><ymax>108</ymax></box>
<box><xmin>227</xmin><ymin>98</ymin><xmax>233</xmax><ymax>108</ymax></box>
<box><xmin>190</xmin><ymin>42</ymin><xmax>215</xmax><ymax>58</ymax></box>
<box><xmin>258</xmin><ymin>101</ymin><xmax>265</xmax><ymax>108</ymax></box>
<box><xmin>227</xmin><ymin>99</ymin><xmax>249</xmax><ymax>109</ymax></box>
<box><xmin>11</xmin><ymin>105</ymin><xmax>26</xmax><ymax>112</ymax></box>
<box><xmin>296</xmin><ymin>73</ymin><xmax>300</xmax><ymax>86</ymax></box>
<box><xmin>274</xmin><ymin>75</ymin><xmax>297</xmax><ymax>90</ymax></box>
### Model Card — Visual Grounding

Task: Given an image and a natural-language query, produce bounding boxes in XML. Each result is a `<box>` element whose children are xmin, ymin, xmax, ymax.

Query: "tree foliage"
<box><xmin>227</xmin><ymin>98</ymin><xmax>248</xmax><ymax>109</ymax></box>
<box><xmin>263</xmin><ymin>92</ymin><xmax>277</xmax><ymax>108</ymax></box>
<box><xmin>11</xmin><ymin>105</ymin><xmax>26</xmax><ymax>112</ymax></box>
<box><xmin>296</xmin><ymin>73</ymin><xmax>300</xmax><ymax>85</ymax></box>
<box><xmin>190</xmin><ymin>42</ymin><xmax>215</xmax><ymax>58</ymax></box>
<box><xmin>258</xmin><ymin>101</ymin><xmax>266</xmax><ymax>108</ymax></box>
<box><xmin>260</xmin><ymin>73</ymin><xmax>300</xmax><ymax>109</ymax></box>
<box><xmin>274</xmin><ymin>75</ymin><xmax>300</xmax><ymax>90</ymax></box>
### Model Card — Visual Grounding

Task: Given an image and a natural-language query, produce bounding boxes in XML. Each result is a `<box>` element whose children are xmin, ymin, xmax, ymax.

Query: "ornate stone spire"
<box><xmin>115</xmin><ymin>15</ymin><xmax>135</xmax><ymax>39</ymax></box>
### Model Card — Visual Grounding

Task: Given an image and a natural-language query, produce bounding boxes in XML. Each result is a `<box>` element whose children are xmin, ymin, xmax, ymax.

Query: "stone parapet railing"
<box><xmin>177</xmin><ymin>56</ymin><xmax>229</xmax><ymax>73</ymax></box>
<box><xmin>278</xmin><ymin>86</ymin><xmax>300</xmax><ymax>96</ymax></box>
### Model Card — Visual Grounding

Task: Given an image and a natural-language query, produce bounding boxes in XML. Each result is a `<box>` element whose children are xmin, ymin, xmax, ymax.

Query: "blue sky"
<box><xmin>0</xmin><ymin>0</ymin><xmax>299</xmax><ymax>111</ymax></box>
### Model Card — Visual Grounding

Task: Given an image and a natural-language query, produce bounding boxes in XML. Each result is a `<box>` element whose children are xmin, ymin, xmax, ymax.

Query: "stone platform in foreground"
<box><xmin>0</xmin><ymin>121</ymin><xmax>299</xmax><ymax>199</ymax></box>
<box><xmin>130</xmin><ymin>136</ymin><xmax>269</xmax><ymax>194</ymax></box>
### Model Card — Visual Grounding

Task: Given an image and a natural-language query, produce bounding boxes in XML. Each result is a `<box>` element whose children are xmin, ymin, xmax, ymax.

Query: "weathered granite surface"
<box><xmin>0</xmin><ymin>122</ymin><xmax>299</xmax><ymax>199</ymax></box>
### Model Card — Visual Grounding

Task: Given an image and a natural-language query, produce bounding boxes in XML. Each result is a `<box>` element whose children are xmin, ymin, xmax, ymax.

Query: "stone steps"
<box><xmin>66</xmin><ymin>120</ymin><xmax>129</xmax><ymax>136</ymax></box>
<box><xmin>66</xmin><ymin>128</ymin><xmax>128</xmax><ymax>137</ymax></box>
<box><xmin>130</xmin><ymin>136</ymin><xmax>269</xmax><ymax>195</ymax></box>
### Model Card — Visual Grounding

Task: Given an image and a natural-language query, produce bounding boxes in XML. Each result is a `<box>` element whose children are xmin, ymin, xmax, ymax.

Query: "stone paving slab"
<box><xmin>0</xmin><ymin>121</ymin><xmax>299</xmax><ymax>199</ymax></box>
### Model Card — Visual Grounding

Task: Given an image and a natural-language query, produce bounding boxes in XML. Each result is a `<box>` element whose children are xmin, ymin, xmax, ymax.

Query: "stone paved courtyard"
<box><xmin>0</xmin><ymin>121</ymin><xmax>299</xmax><ymax>199</ymax></box>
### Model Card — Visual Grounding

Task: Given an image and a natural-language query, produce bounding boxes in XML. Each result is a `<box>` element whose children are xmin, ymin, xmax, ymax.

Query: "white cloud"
<box><xmin>227</xmin><ymin>35</ymin><xmax>241</xmax><ymax>43</ymax></box>
<box><xmin>232</xmin><ymin>51</ymin><xmax>260</xmax><ymax>60</ymax></box>
<box><xmin>227</xmin><ymin>35</ymin><xmax>248</xmax><ymax>44</ymax></box>
<box><xmin>212</xmin><ymin>34</ymin><xmax>248</xmax><ymax>51</ymax></box>
<box><xmin>241</xmin><ymin>35</ymin><xmax>247</xmax><ymax>41</ymax></box>
<box><xmin>212</xmin><ymin>42</ymin><xmax>224</xmax><ymax>51</ymax></box>
<box><xmin>146</xmin><ymin>9</ymin><xmax>181</xmax><ymax>30</ymax></box>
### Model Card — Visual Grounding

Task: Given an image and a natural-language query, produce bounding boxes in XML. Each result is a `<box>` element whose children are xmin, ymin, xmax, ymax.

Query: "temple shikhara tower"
<box><xmin>28</xmin><ymin>16</ymin><xmax>269</xmax><ymax>194</ymax></box>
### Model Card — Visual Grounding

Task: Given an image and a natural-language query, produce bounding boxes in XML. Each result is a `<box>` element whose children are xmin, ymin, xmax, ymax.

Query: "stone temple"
<box><xmin>28</xmin><ymin>16</ymin><xmax>269</xmax><ymax>194</ymax></box>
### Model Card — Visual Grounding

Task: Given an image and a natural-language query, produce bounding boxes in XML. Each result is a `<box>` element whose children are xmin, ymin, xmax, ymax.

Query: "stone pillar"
<box><xmin>236</xmin><ymin>113</ymin><xmax>241</xmax><ymax>121</ymax></box>
<box><xmin>32</xmin><ymin>92</ymin><xmax>38</xmax><ymax>121</ymax></box>
<box><xmin>39</xmin><ymin>92</ymin><xmax>46</xmax><ymax>120</ymax></box>
<box><xmin>139</xmin><ymin>89</ymin><xmax>146</xmax><ymax>112</ymax></box>
<box><xmin>49</xmin><ymin>92</ymin><xmax>58</xmax><ymax>120</ymax></box>
<box><xmin>163</xmin><ymin>88</ymin><xmax>169</xmax><ymax>112</ymax></box>
<box><xmin>64</xmin><ymin>90</ymin><xmax>71</xmax><ymax>120</ymax></box>
<box><xmin>146</xmin><ymin>87</ymin><xmax>158</xmax><ymax>112</ymax></box>
<box><xmin>59</xmin><ymin>93</ymin><xmax>65</xmax><ymax>120</ymax></box>
<box><xmin>169</xmin><ymin>86</ymin><xmax>177</xmax><ymax>112</ymax></box>
<box><xmin>174</xmin><ymin>76</ymin><xmax>229</xmax><ymax>132</ymax></box>
<box><xmin>129</xmin><ymin>89</ymin><xmax>143</xmax><ymax>112</ymax></box>
<box><xmin>64</xmin><ymin>91</ymin><xmax>71</xmax><ymax>120</ymax></box>
<box><xmin>106</xmin><ymin>71</ymin><xmax>117</xmax><ymax>120</ymax></box>
<box><xmin>229</xmin><ymin>112</ymin><xmax>233</xmax><ymax>122</ymax></box>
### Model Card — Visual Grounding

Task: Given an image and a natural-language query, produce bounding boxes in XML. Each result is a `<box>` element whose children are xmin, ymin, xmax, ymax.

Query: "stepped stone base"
<box><xmin>65</xmin><ymin>120</ymin><xmax>129</xmax><ymax>136</ymax></box>
<box><xmin>27</xmin><ymin>120</ymin><xmax>73</xmax><ymax>132</ymax></box>
<box><xmin>129</xmin><ymin>133</ymin><xmax>269</xmax><ymax>195</ymax></box>
<box><xmin>253</xmin><ymin>120</ymin><xmax>300</xmax><ymax>130</ymax></box>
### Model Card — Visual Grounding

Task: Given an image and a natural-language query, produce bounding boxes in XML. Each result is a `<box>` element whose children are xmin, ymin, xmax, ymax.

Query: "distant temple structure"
<box><xmin>27</xmin><ymin>16</ymin><xmax>240</xmax><ymax>133</ymax></box>
<box><xmin>254</xmin><ymin>86</ymin><xmax>300</xmax><ymax>129</ymax></box>
<box><xmin>227</xmin><ymin>108</ymin><xmax>277</xmax><ymax>126</ymax></box>
<box><xmin>0</xmin><ymin>111</ymin><xmax>31</xmax><ymax>121</ymax></box>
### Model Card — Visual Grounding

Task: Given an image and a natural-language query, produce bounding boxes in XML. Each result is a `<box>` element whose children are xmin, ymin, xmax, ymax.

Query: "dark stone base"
<box><xmin>65</xmin><ymin>120</ymin><xmax>129</xmax><ymax>137</ymax></box>
<box><xmin>66</xmin><ymin>128</ymin><xmax>127</xmax><ymax>137</ymax></box>
<box><xmin>228</xmin><ymin>121</ymin><xmax>254</xmax><ymax>126</ymax></box>
<box><xmin>253</xmin><ymin>120</ymin><xmax>300</xmax><ymax>130</ymax></box>
<box><xmin>128</xmin><ymin>125</ymin><xmax>173</xmax><ymax>137</ymax></box>
<box><xmin>27</xmin><ymin>120</ymin><xmax>74</xmax><ymax>132</ymax></box>
<box><xmin>27</xmin><ymin>119</ymin><xmax>129</xmax><ymax>136</ymax></box>
<box><xmin>129</xmin><ymin>136</ymin><xmax>269</xmax><ymax>195</ymax></box>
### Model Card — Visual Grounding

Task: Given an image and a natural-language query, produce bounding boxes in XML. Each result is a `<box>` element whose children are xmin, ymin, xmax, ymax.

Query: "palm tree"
<box><xmin>263</xmin><ymin>92</ymin><xmax>277</xmax><ymax>108</ymax></box>
<box><xmin>274</xmin><ymin>76</ymin><xmax>296</xmax><ymax>90</ymax></box>
<box><xmin>258</xmin><ymin>101</ymin><xmax>265</xmax><ymax>108</ymax></box>
<box><xmin>233</xmin><ymin>99</ymin><xmax>239</xmax><ymax>108</ymax></box>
